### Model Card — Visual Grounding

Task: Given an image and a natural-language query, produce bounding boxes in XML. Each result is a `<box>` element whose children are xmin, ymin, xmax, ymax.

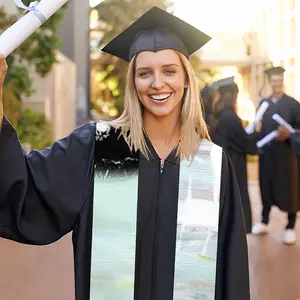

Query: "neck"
<box><xmin>272</xmin><ymin>92</ymin><xmax>284</xmax><ymax>100</ymax></box>
<box><xmin>144</xmin><ymin>109</ymin><xmax>181</xmax><ymax>158</ymax></box>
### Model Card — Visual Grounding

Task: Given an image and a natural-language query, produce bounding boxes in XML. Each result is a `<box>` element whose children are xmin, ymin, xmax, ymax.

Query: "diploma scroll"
<box><xmin>245</xmin><ymin>101</ymin><xmax>270</xmax><ymax>135</ymax></box>
<box><xmin>272</xmin><ymin>113</ymin><xmax>296</xmax><ymax>134</ymax></box>
<box><xmin>0</xmin><ymin>0</ymin><xmax>68</xmax><ymax>58</ymax></box>
<box><xmin>256</xmin><ymin>130</ymin><xmax>279</xmax><ymax>148</ymax></box>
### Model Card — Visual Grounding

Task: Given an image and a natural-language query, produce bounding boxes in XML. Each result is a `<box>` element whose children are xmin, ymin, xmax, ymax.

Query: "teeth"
<box><xmin>150</xmin><ymin>93</ymin><xmax>171</xmax><ymax>100</ymax></box>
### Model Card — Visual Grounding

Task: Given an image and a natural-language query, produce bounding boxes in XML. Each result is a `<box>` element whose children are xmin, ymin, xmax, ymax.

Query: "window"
<box><xmin>280</xmin><ymin>1</ymin><xmax>285</xmax><ymax>17</ymax></box>
<box><xmin>290</xmin><ymin>17</ymin><xmax>296</xmax><ymax>47</ymax></box>
<box><xmin>280</xmin><ymin>22</ymin><xmax>285</xmax><ymax>47</ymax></box>
<box><xmin>290</xmin><ymin>57</ymin><xmax>295</xmax><ymax>66</ymax></box>
<box><xmin>289</xmin><ymin>72</ymin><xmax>295</xmax><ymax>97</ymax></box>
<box><xmin>290</xmin><ymin>0</ymin><xmax>295</xmax><ymax>11</ymax></box>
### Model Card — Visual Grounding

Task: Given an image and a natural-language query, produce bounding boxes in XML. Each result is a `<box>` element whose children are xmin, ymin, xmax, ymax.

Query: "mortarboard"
<box><xmin>264</xmin><ymin>66</ymin><xmax>285</xmax><ymax>77</ymax></box>
<box><xmin>101</xmin><ymin>6</ymin><xmax>212</xmax><ymax>62</ymax></box>
<box><xmin>211</xmin><ymin>76</ymin><xmax>235</xmax><ymax>89</ymax></box>
<box><xmin>201</xmin><ymin>86</ymin><xmax>213</xmax><ymax>97</ymax></box>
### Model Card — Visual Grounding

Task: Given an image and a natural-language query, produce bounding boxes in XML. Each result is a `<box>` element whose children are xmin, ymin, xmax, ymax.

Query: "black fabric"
<box><xmin>213</xmin><ymin>109</ymin><xmax>258</xmax><ymax>233</ymax></box>
<box><xmin>0</xmin><ymin>116</ymin><xmax>95</xmax><ymax>245</ymax></box>
<box><xmin>258</xmin><ymin>95</ymin><xmax>300</xmax><ymax>212</ymax></box>
<box><xmin>0</xmin><ymin>116</ymin><xmax>250</xmax><ymax>300</ymax></box>
<box><xmin>291</xmin><ymin>132</ymin><xmax>300</xmax><ymax>155</ymax></box>
<box><xmin>211</xmin><ymin>76</ymin><xmax>234</xmax><ymax>90</ymax></box>
<box><xmin>262</xmin><ymin>205</ymin><xmax>271</xmax><ymax>224</ymax></box>
<box><xmin>261</xmin><ymin>205</ymin><xmax>296</xmax><ymax>229</ymax></box>
<box><xmin>286</xmin><ymin>213</ymin><xmax>297</xmax><ymax>229</ymax></box>
<box><xmin>216</xmin><ymin>151</ymin><xmax>250</xmax><ymax>299</ymax></box>
<box><xmin>101</xmin><ymin>6</ymin><xmax>211</xmax><ymax>61</ymax></box>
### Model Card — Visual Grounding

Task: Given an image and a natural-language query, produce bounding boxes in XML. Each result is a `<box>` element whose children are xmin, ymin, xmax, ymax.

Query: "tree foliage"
<box><xmin>0</xmin><ymin>2</ymin><xmax>66</xmax><ymax>149</ymax></box>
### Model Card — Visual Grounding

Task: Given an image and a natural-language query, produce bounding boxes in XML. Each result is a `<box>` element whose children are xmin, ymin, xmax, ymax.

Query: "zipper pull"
<box><xmin>160</xmin><ymin>161</ymin><xmax>164</xmax><ymax>174</ymax></box>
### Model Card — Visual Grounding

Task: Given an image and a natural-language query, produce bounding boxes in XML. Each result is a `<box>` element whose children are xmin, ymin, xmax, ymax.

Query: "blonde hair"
<box><xmin>109</xmin><ymin>51</ymin><xmax>210</xmax><ymax>160</ymax></box>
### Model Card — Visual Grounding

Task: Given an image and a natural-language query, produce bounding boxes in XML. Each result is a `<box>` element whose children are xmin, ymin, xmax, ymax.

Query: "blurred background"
<box><xmin>0</xmin><ymin>0</ymin><xmax>300</xmax><ymax>299</ymax></box>
<box><xmin>1</xmin><ymin>0</ymin><xmax>298</xmax><ymax>149</ymax></box>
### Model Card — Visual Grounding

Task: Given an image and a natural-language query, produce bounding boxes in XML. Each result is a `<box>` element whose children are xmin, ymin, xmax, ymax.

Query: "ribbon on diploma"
<box><xmin>13</xmin><ymin>0</ymin><xmax>47</xmax><ymax>24</ymax></box>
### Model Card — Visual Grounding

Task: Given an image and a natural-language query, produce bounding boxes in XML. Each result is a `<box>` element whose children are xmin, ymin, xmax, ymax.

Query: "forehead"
<box><xmin>135</xmin><ymin>49</ymin><xmax>182</xmax><ymax>67</ymax></box>
<box><xmin>269</xmin><ymin>74</ymin><xmax>284</xmax><ymax>81</ymax></box>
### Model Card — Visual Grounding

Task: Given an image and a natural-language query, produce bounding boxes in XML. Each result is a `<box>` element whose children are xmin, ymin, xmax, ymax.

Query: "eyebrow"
<box><xmin>136</xmin><ymin>63</ymin><xmax>180</xmax><ymax>72</ymax></box>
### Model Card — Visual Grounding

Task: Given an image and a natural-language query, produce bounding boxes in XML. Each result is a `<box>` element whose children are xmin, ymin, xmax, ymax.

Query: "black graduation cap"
<box><xmin>264</xmin><ymin>66</ymin><xmax>285</xmax><ymax>77</ymax></box>
<box><xmin>201</xmin><ymin>85</ymin><xmax>213</xmax><ymax>97</ymax></box>
<box><xmin>211</xmin><ymin>76</ymin><xmax>235</xmax><ymax>89</ymax></box>
<box><xmin>101</xmin><ymin>6</ymin><xmax>212</xmax><ymax>62</ymax></box>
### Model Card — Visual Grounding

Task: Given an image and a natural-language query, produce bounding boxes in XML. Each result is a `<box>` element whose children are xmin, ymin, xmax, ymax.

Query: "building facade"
<box><xmin>249</xmin><ymin>0</ymin><xmax>299</xmax><ymax>102</ymax></box>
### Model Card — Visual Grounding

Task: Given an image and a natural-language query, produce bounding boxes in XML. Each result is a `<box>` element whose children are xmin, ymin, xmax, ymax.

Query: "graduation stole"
<box><xmin>90</xmin><ymin>129</ymin><xmax>222</xmax><ymax>299</ymax></box>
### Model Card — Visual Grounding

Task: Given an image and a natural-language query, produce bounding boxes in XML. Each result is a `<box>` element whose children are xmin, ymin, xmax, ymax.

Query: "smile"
<box><xmin>149</xmin><ymin>93</ymin><xmax>172</xmax><ymax>101</ymax></box>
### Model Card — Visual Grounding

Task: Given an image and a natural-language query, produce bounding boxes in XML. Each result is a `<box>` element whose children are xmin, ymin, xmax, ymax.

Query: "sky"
<box><xmin>90</xmin><ymin>0</ymin><xmax>261</xmax><ymax>34</ymax></box>
<box><xmin>172</xmin><ymin>0</ymin><xmax>260</xmax><ymax>34</ymax></box>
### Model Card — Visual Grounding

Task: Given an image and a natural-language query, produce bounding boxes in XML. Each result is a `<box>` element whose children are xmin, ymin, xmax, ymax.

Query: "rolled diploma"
<box><xmin>255</xmin><ymin>101</ymin><xmax>270</xmax><ymax>122</ymax></box>
<box><xmin>257</xmin><ymin>130</ymin><xmax>279</xmax><ymax>148</ymax></box>
<box><xmin>272</xmin><ymin>113</ymin><xmax>296</xmax><ymax>134</ymax></box>
<box><xmin>0</xmin><ymin>0</ymin><xmax>68</xmax><ymax>58</ymax></box>
<box><xmin>245</xmin><ymin>101</ymin><xmax>270</xmax><ymax>135</ymax></box>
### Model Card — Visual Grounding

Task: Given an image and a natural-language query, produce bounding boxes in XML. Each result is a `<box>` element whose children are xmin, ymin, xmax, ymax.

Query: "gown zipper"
<box><xmin>151</xmin><ymin>159</ymin><xmax>164</xmax><ymax>299</ymax></box>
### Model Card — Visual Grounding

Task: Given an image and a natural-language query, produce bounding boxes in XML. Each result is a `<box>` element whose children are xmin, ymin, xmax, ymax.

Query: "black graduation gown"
<box><xmin>0</xmin><ymin>115</ymin><xmax>250</xmax><ymax>300</ymax></box>
<box><xmin>258</xmin><ymin>94</ymin><xmax>300</xmax><ymax>212</ymax></box>
<box><xmin>212</xmin><ymin>109</ymin><xmax>258</xmax><ymax>233</ymax></box>
<box><xmin>291</xmin><ymin>132</ymin><xmax>300</xmax><ymax>155</ymax></box>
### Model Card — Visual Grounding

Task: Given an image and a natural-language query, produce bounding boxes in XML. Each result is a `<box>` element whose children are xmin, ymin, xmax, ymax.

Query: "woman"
<box><xmin>0</xmin><ymin>7</ymin><xmax>250</xmax><ymax>300</ymax></box>
<box><xmin>201</xmin><ymin>85</ymin><xmax>219</xmax><ymax>138</ymax></box>
<box><xmin>212</xmin><ymin>77</ymin><xmax>258</xmax><ymax>233</ymax></box>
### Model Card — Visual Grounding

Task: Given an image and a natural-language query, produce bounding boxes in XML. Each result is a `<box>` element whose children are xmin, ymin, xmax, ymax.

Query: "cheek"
<box><xmin>135</xmin><ymin>78</ymin><xmax>150</xmax><ymax>97</ymax></box>
<box><xmin>169</xmin><ymin>76</ymin><xmax>185</xmax><ymax>93</ymax></box>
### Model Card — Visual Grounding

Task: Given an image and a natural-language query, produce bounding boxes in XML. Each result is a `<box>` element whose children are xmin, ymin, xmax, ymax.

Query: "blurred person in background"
<box><xmin>212</xmin><ymin>77</ymin><xmax>259</xmax><ymax>233</ymax></box>
<box><xmin>252</xmin><ymin>66</ymin><xmax>300</xmax><ymax>245</ymax></box>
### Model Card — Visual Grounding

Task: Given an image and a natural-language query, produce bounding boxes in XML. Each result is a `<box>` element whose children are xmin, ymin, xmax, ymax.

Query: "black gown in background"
<box><xmin>213</xmin><ymin>109</ymin><xmax>258</xmax><ymax>233</ymax></box>
<box><xmin>0</xmin><ymin>115</ymin><xmax>250</xmax><ymax>300</ymax></box>
<box><xmin>258</xmin><ymin>94</ymin><xmax>300</xmax><ymax>213</ymax></box>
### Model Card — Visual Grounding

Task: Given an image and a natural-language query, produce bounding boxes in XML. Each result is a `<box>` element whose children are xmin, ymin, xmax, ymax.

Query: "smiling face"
<box><xmin>269</xmin><ymin>74</ymin><xmax>284</xmax><ymax>95</ymax></box>
<box><xmin>134</xmin><ymin>49</ymin><xmax>186</xmax><ymax>118</ymax></box>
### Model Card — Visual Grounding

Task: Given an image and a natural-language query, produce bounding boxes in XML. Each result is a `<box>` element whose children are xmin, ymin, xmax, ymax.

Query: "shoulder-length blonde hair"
<box><xmin>109</xmin><ymin>51</ymin><xmax>210</xmax><ymax>160</ymax></box>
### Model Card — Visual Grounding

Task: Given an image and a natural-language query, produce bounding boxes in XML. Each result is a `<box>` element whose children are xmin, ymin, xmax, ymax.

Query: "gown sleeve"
<box><xmin>0</xmin><ymin>116</ymin><xmax>96</xmax><ymax>245</ymax></box>
<box><xmin>215</xmin><ymin>150</ymin><xmax>250</xmax><ymax>300</ymax></box>
<box><xmin>215</xmin><ymin>111</ymin><xmax>258</xmax><ymax>155</ymax></box>
<box><xmin>290</xmin><ymin>132</ymin><xmax>300</xmax><ymax>155</ymax></box>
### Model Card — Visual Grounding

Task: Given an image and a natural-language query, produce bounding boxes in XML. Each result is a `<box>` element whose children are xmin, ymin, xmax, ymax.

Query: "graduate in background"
<box><xmin>212</xmin><ymin>77</ymin><xmax>259</xmax><ymax>233</ymax></box>
<box><xmin>201</xmin><ymin>85</ymin><xmax>219</xmax><ymax>137</ymax></box>
<box><xmin>0</xmin><ymin>6</ymin><xmax>250</xmax><ymax>300</ymax></box>
<box><xmin>252</xmin><ymin>66</ymin><xmax>300</xmax><ymax>245</ymax></box>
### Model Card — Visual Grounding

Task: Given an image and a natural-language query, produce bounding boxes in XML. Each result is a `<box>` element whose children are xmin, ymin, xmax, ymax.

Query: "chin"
<box><xmin>149</xmin><ymin>109</ymin><xmax>172</xmax><ymax>118</ymax></box>
<box><xmin>142</xmin><ymin>100</ymin><xmax>182</xmax><ymax>119</ymax></box>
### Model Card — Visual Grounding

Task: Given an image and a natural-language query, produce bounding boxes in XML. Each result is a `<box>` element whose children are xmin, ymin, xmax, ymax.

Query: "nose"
<box><xmin>151</xmin><ymin>73</ymin><xmax>165</xmax><ymax>90</ymax></box>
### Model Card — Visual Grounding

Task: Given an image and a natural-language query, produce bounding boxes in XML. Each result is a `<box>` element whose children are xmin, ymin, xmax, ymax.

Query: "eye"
<box><xmin>138</xmin><ymin>71</ymin><xmax>151</xmax><ymax>77</ymax></box>
<box><xmin>164</xmin><ymin>69</ymin><xmax>176</xmax><ymax>75</ymax></box>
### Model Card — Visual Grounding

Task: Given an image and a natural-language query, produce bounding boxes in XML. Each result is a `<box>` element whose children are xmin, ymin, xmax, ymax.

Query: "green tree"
<box><xmin>0</xmin><ymin>2</ymin><xmax>66</xmax><ymax>149</ymax></box>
